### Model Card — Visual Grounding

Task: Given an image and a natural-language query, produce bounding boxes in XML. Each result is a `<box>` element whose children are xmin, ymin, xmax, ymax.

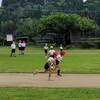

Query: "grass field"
<box><xmin>0</xmin><ymin>46</ymin><xmax>100</xmax><ymax>100</ymax></box>
<box><xmin>0</xmin><ymin>46</ymin><xmax>100</xmax><ymax>73</ymax></box>
<box><xmin>0</xmin><ymin>87</ymin><xmax>100</xmax><ymax>100</ymax></box>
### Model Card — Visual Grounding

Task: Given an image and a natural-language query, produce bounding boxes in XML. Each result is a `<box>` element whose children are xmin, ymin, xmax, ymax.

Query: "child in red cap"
<box><xmin>55</xmin><ymin>50</ymin><xmax>66</xmax><ymax>76</ymax></box>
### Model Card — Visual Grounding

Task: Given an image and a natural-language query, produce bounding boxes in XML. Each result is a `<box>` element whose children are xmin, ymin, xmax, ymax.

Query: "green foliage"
<box><xmin>81</xmin><ymin>42</ymin><xmax>95</xmax><ymax>49</ymax></box>
<box><xmin>39</xmin><ymin>12</ymin><xmax>97</xmax><ymax>33</ymax></box>
<box><xmin>16</xmin><ymin>18</ymin><xmax>38</xmax><ymax>39</ymax></box>
<box><xmin>38</xmin><ymin>12</ymin><xmax>98</xmax><ymax>45</ymax></box>
<box><xmin>84</xmin><ymin>0</ymin><xmax>100</xmax><ymax>11</ymax></box>
<box><xmin>80</xmin><ymin>42</ymin><xmax>100</xmax><ymax>49</ymax></box>
<box><xmin>84</xmin><ymin>0</ymin><xmax>100</xmax><ymax>25</ymax></box>
<box><xmin>0</xmin><ymin>0</ymin><xmax>99</xmax><ymax>43</ymax></box>
<box><xmin>2</xmin><ymin>0</ymin><xmax>84</xmax><ymax>11</ymax></box>
<box><xmin>0</xmin><ymin>20</ymin><xmax>15</xmax><ymax>35</ymax></box>
<box><xmin>77</xmin><ymin>17</ymin><xmax>98</xmax><ymax>31</ymax></box>
<box><xmin>0</xmin><ymin>35</ymin><xmax>4</xmax><ymax>41</ymax></box>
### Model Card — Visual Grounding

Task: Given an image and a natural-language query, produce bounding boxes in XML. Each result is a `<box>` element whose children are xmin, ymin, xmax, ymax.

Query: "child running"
<box><xmin>34</xmin><ymin>51</ymin><xmax>58</xmax><ymax>81</ymax></box>
<box><xmin>55</xmin><ymin>50</ymin><xmax>66</xmax><ymax>76</ymax></box>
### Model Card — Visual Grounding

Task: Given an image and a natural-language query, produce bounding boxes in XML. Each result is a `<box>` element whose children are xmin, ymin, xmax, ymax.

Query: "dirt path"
<box><xmin>0</xmin><ymin>73</ymin><xmax>100</xmax><ymax>88</ymax></box>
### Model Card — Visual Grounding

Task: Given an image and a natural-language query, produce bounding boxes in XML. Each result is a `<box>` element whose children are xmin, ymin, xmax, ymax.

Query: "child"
<box><xmin>18</xmin><ymin>40</ymin><xmax>22</xmax><ymax>55</ymax></box>
<box><xmin>55</xmin><ymin>50</ymin><xmax>66</xmax><ymax>76</ymax></box>
<box><xmin>10</xmin><ymin>41</ymin><xmax>16</xmax><ymax>57</ymax></box>
<box><xmin>21</xmin><ymin>40</ymin><xmax>26</xmax><ymax>55</ymax></box>
<box><xmin>34</xmin><ymin>52</ymin><xmax>58</xmax><ymax>81</ymax></box>
<box><xmin>59</xmin><ymin>44</ymin><xmax>63</xmax><ymax>52</ymax></box>
<box><xmin>48</xmin><ymin>46</ymin><xmax>55</xmax><ymax>57</ymax></box>
<box><xmin>44</xmin><ymin>43</ymin><xmax>48</xmax><ymax>57</ymax></box>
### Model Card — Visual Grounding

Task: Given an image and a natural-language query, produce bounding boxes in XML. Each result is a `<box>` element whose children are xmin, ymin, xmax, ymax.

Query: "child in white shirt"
<box><xmin>10</xmin><ymin>41</ymin><xmax>16</xmax><ymax>57</ymax></box>
<box><xmin>44</xmin><ymin>43</ymin><xmax>48</xmax><ymax>57</ymax></box>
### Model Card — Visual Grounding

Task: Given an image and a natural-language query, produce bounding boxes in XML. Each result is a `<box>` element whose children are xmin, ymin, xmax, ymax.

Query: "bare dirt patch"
<box><xmin>0</xmin><ymin>73</ymin><xmax>100</xmax><ymax>88</ymax></box>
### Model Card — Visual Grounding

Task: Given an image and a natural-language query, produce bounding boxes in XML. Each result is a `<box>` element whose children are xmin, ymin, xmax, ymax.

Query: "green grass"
<box><xmin>1</xmin><ymin>46</ymin><xmax>100</xmax><ymax>53</ymax></box>
<box><xmin>0</xmin><ymin>87</ymin><xmax>100</xmax><ymax>100</ymax></box>
<box><xmin>0</xmin><ymin>46</ymin><xmax>100</xmax><ymax>73</ymax></box>
<box><xmin>0</xmin><ymin>46</ymin><xmax>100</xmax><ymax>99</ymax></box>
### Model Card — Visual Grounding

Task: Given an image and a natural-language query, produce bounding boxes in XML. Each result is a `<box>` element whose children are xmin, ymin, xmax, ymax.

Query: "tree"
<box><xmin>16</xmin><ymin>18</ymin><xmax>38</xmax><ymax>40</ymax></box>
<box><xmin>38</xmin><ymin>12</ymin><xmax>98</xmax><ymax>45</ymax></box>
<box><xmin>1</xmin><ymin>20</ymin><xmax>14</xmax><ymax>34</ymax></box>
<box><xmin>83</xmin><ymin>0</ymin><xmax>100</xmax><ymax>25</ymax></box>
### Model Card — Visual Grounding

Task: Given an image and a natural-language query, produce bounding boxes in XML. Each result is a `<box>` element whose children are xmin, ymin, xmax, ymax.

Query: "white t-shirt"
<box><xmin>56</xmin><ymin>54</ymin><xmax>63</xmax><ymax>61</ymax></box>
<box><xmin>21</xmin><ymin>43</ymin><xmax>26</xmax><ymax>47</ymax></box>
<box><xmin>48</xmin><ymin>50</ymin><xmax>55</xmax><ymax>56</ymax></box>
<box><xmin>44</xmin><ymin>46</ymin><xmax>48</xmax><ymax>50</ymax></box>
<box><xmin>18</xmin><ymin>42</ymin><xmax>22</xmax><ymax>47</ymax></box>
<box><xmin>60</xmin><ymin>46</ymin><xmax>63</xmax><ymax>50</ymax></box>
<box><xmin>47</xmin><ymin>57</ymin><xmax>54</xmax><ymax>66</ymax></box>
<box><xmin>11</xmin><ymin>44</ymin><xmax>16</xmax><ymax>49</ymax></box>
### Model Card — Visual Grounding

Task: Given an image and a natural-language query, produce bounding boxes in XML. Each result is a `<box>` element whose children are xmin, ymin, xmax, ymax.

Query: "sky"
<box><xmin>83</xmin><ymin>0</ymin><xmax>87</xmax><ymax>2</ymax></box>
<box><xmin>0</xmin><ymin>0</ymin><xmax>87</xmax><ymax>7</ymax></box>
<box><xmin>0</xmin><ymin>0</ymin><xmax>2</xmax><ymax>7</ymax></box>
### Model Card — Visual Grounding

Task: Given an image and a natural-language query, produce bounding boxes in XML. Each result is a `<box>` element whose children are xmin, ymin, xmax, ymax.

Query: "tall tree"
<box><xmin>16</xmin><ymin>18</ymin><xmax>37</xmax><ymax>40</ymax></box>
<box><xmin>84</xmin><ymin>0</ymin><xmax>100</xmax><ymax>25</ymax></box>
<box><xmin>38</xmin><ymin>12</ymin><xmax>98</xmax><ymax>45</ymax></box>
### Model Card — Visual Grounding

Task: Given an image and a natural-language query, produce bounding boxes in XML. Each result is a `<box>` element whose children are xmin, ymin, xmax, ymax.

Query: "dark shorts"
<box><xmin>44</xmin><ymin>49</ymin><xmax>47</xmax><ymax>54</ymax></box>
<box><xmin>56</xmin><ymin>60</ymin><xmax>60</xmax><ymax>65</ymax></box>
<box><xmin>44</xmin><ymin>62</ymin><xmax>50</xmax><ymax>70</ymax></box>
<box><xmin>19</xmin><ymin>47</ymin><xmax>22</xmax><ymax>50</ymax></box>
<box><xmin>21</xmin><ymin>47</ymin><xmax>25</xmax><ymax>50</ymax></box>
<box><xmin>11</xmin><ymin>49</ymin><xmax>15</xmax><ymax>53</ymax></box>
<box><xmin>50</xmin><ymin>55</ymin><xmax>54</xmax><ymax>57</ymax></box>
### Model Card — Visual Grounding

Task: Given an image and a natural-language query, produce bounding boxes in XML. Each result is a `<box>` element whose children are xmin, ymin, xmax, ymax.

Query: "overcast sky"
<box><xmin>0</xmin><ymin>0</ymin><xmax>2</xmax><ymax>7</ymax></box>
<box><xmin>83</xmin><ymin>0</ymin><xmax>87</xmax><ymax>2</ymax></box>
<box><xmin>0</xmin><ymin>0</ymin><xmax>87</xmax><ymax>7</ymax></box>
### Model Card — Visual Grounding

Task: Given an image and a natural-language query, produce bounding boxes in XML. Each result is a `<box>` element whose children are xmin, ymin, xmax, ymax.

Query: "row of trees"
<box><xmin>0</xmin><ymin>0</ymin><xmax>100</xmax><ymax>45</ymax></box>
<box><xmin>0</xmin><ymin>10</ymin><xmax>98</xmax><ymax>45</ymax></box>
<box><xmin>38</xmin><ymin>13</ymin><xmax>98</xmax><ymax>45</ymax></box>
<box><xmin>2</xmin><ymin>0</ymin><xmax>84</xmax><ymax>10</ymax></box>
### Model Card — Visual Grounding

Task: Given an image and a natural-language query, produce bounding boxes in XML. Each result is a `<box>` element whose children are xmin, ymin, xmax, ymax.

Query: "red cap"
<box><xmin>61</xmin><ymin>50</ymin><xmax>66</xmax><ymax>55</ymax></box>
<box><xmin>53</xmin><ymin>51</ymin><xmax>58</xmax><ymax>56</ymax></box>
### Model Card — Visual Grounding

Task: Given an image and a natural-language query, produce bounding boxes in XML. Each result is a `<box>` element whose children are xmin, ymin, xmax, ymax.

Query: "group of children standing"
<box><xmin>10</xmin><ymin>40</ymin><xmax>26</xmax><ymax>57</ymax></box>
<box><xmin>34</xmin><ymin>43</ymin><xmax>66</xmax><ymax>81</ymax></box>
<box><xmin>18</xmin><ymin>40</ymin><xmax>26</xmax><ymax>55</ymax></box>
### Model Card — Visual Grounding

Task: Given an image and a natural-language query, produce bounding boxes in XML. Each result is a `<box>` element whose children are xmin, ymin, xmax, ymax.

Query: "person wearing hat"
<box><xmin>55</xmin><ymin>50</ymin><xmax>66</xmax><ymax>76</ymax></box>
<box><xmin>48</xmin><ymin>46</ymin><xmax>55</xmax><ymax>57</ymax></box>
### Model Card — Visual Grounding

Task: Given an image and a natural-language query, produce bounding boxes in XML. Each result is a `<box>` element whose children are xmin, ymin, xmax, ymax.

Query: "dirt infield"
<box><xmin>0</xmin><ymin>73</ymin><xmax>100</xmax><ymax>88</ymax></box>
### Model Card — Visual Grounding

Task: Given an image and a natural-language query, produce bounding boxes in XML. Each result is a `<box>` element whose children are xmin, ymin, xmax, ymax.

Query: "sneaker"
<box><xmin>48</xmin><ymin>78</ymin><xmax>53</xmax><ymax>81</ymax></box>
<box><xmin>34</xmin><ymin>70</ymin><xmax>38</xmax><ymax>75</ymax></box>
<box><xmin>57</xmin><ymin>74</ymin><xmax>62</xmax><ymax>76</ymax></box>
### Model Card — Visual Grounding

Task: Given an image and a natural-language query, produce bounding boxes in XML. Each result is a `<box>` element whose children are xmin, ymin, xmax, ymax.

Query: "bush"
<box><xmin>95</xmin><ymin>42</ymin><xmax>100</xmax><ymax>49</ymax></box>
<box><xmin>80</xmin><ymin>42</ymin><xmax>95</xmax><ymax>49</ymax></box>
<box><xmin>27</xmin><ymin>42</ymin><xmax>34</xmax><ymax>46</ymax></box>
